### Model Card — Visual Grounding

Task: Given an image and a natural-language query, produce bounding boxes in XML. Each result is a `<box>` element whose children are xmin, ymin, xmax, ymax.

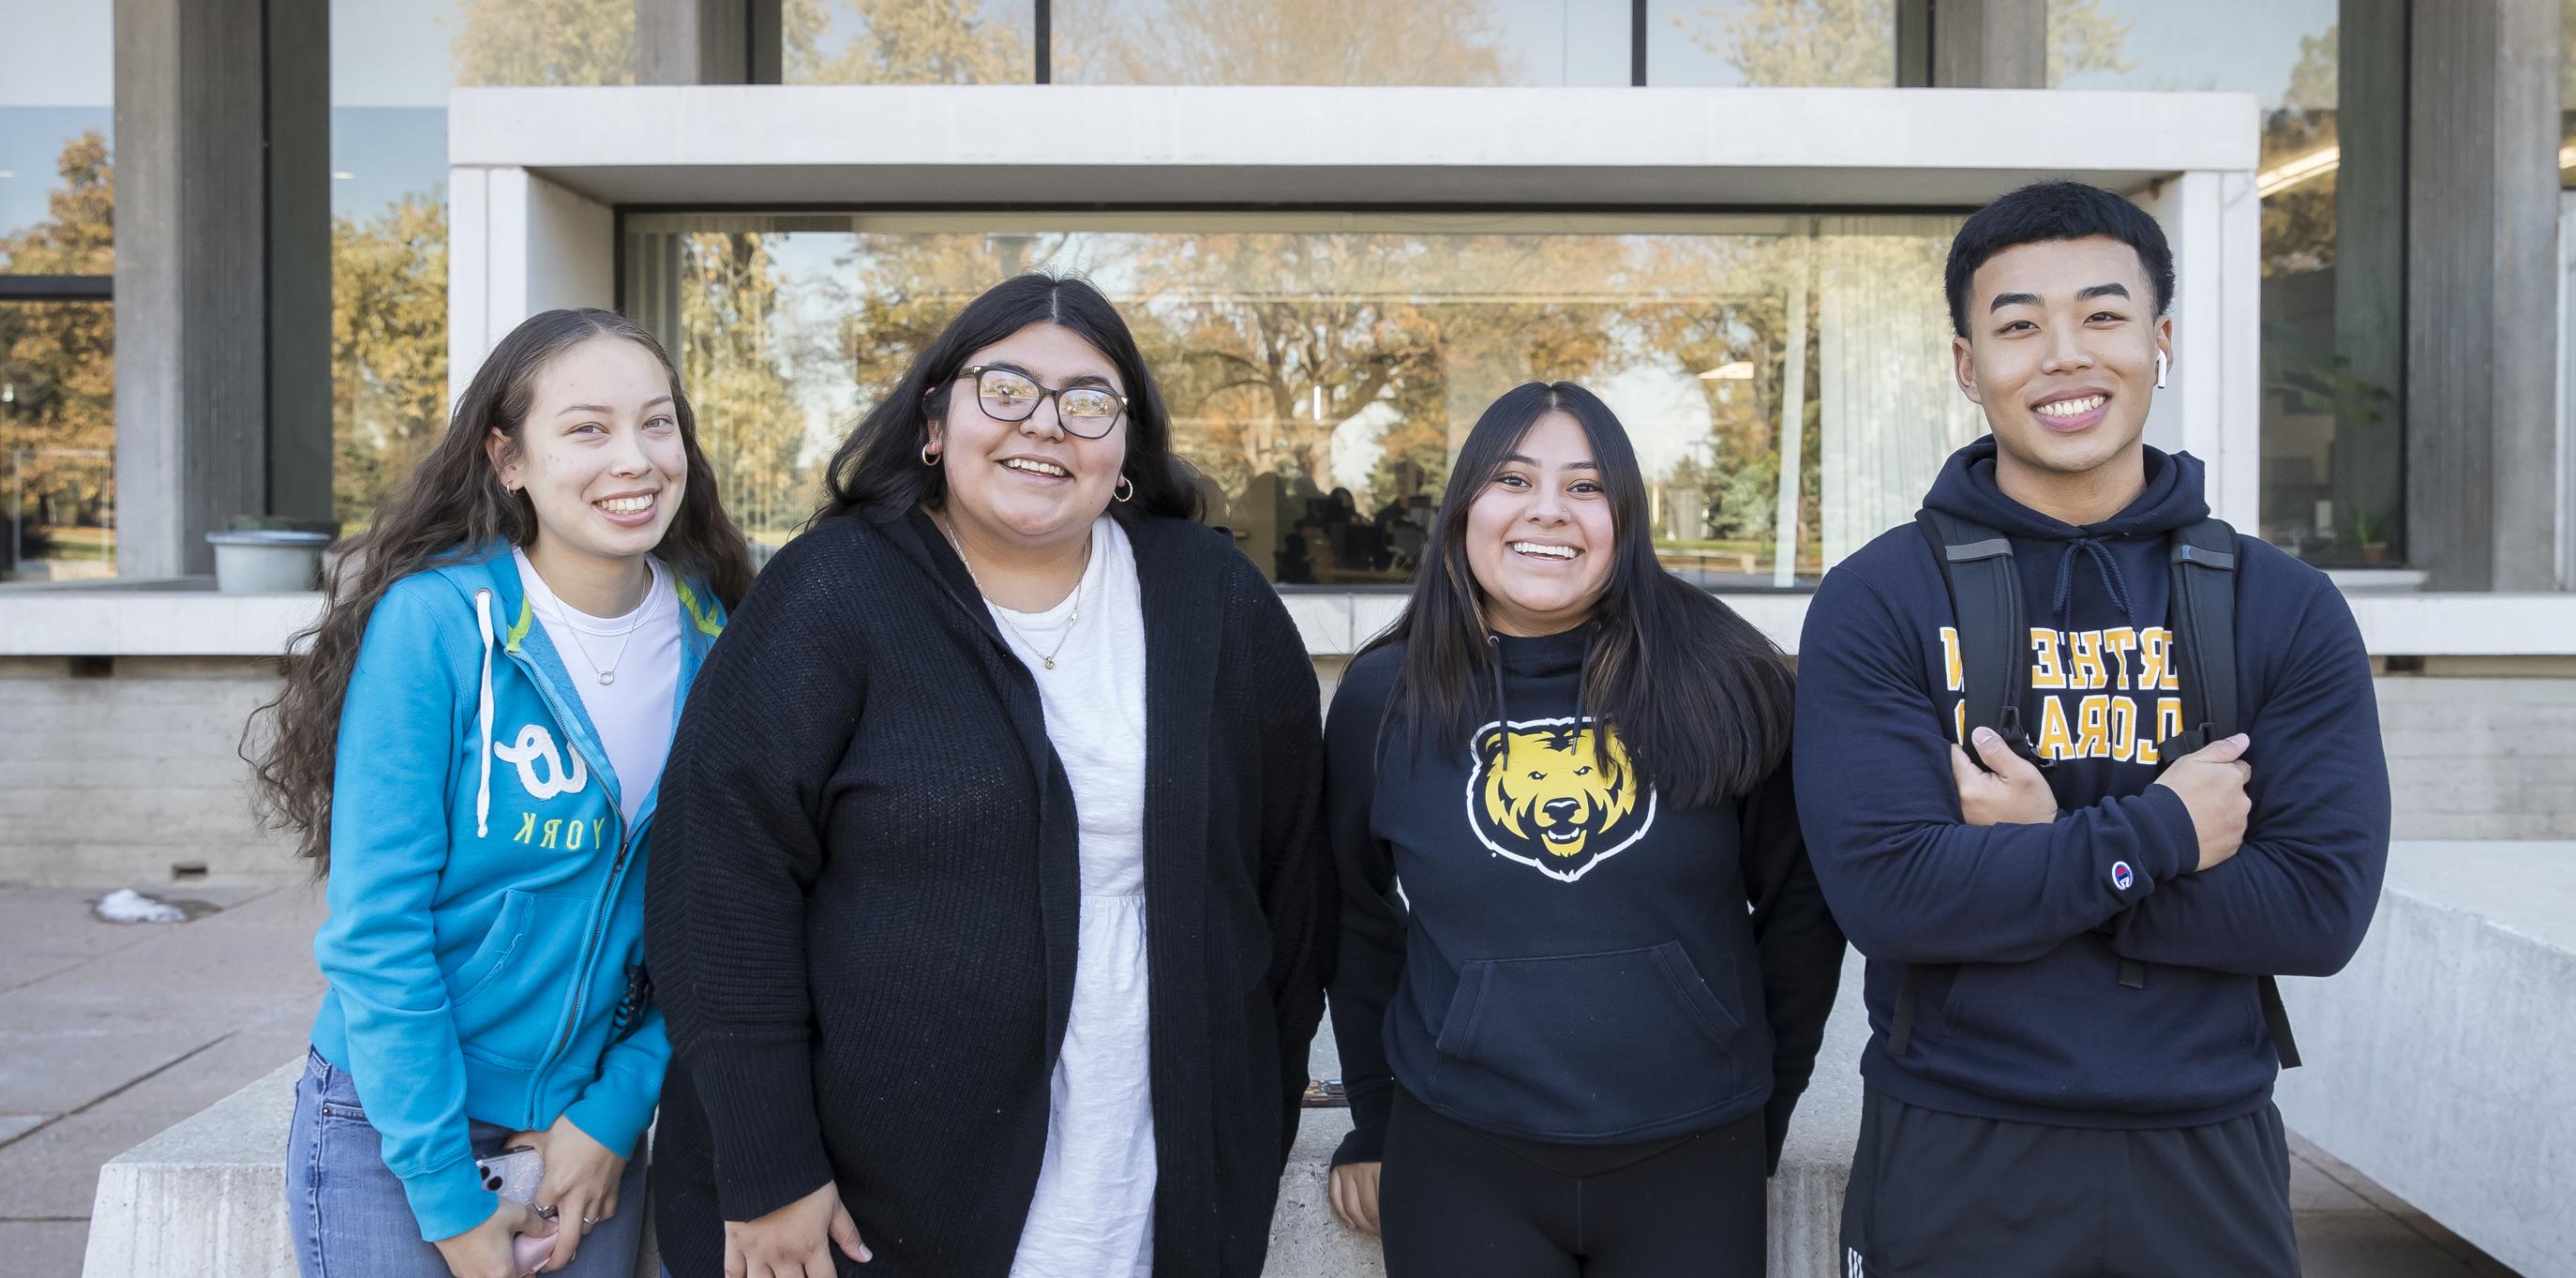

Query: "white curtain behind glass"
<box><xmin>1817</xmin><ymin>216</ymin><xmax>1985</xmax><ymax>566</ymax></box>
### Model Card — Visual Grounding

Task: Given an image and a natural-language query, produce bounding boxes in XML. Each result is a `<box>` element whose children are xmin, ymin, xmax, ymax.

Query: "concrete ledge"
<box><xmin>87</xmin><ymin>969</ymin><xmax>1871</xmax><ymax>1277</ymax></box>
<box><xmin>2274</xmin><ymin>841</ymin><xmax>2576</xmax><ymax>1278</ymax></box>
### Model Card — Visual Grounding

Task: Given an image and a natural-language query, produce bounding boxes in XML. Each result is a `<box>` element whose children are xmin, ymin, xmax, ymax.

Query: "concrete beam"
<box><xmin>110</xmin><ymin>0</ymin><xmax>334</xmax><ymax>578</ymax></box>
<box><xmin>1932</xmin><ymin>0</ymin><xmax>2045</xmax><ymax>89</ymax></box>
<box><xmin>2407</xmin><ymin>0</ymin><xmax>2565</xmax><ymax>590</ymax></box>
<box><xmin>637</xmin><ymin>0</ymin><xmax>782</xmax><ymax>85</ymax></box>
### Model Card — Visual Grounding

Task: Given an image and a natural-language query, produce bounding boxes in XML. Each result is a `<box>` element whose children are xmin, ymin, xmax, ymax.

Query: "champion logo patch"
<box><xmin>2111</xmin><ymin>860</ymin><xmax>2135</xmax><ymax>891</ymax></box>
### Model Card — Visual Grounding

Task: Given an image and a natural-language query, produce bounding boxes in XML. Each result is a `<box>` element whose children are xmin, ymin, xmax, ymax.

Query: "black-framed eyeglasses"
<box><xmin>955</xmin><ymin>366</ymin><xmax>1129</xmax><ymax>439</ymax></box>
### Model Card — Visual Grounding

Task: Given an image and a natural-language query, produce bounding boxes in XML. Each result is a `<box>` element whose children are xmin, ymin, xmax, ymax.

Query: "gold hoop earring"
<box><xmin>921</xmin><ymin>443</ymin><xmax>940</xmax><ymax>467</ymax></box>
<box><xmin>1114</xmin><ymin>475</ymin><xmax>1135</xmax><ymax>504</ymax></box>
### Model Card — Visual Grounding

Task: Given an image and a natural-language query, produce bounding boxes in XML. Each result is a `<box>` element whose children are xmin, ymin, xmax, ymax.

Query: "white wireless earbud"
<box><xmin>2155</xmin><ymin>350</ymin><xmax>2169</xmax><ymax>389</ymax></box>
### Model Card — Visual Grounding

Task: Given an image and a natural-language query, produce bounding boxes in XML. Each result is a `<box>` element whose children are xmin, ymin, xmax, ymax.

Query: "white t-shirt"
<box><xmin>514</xmin><ymin>549</ymin><xmax>681</xmax><ymax>826</ymax></box>
<box><xmin>985</xmin><ymin>518</ymin><xmax>1157</xmax><ymax>1278</ymax></box>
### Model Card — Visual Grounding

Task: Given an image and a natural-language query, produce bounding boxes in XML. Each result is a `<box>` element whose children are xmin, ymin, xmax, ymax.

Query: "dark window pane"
<box><xmin>1646</xmin><ymin>0</ymin><xmax>1895</xmax><ymax>87</ymax></box>
<box><xmin>0</xmin><ymin>300</ymin><xmax>115</xmax><ymax>580</ymax></box>
<box><xmin>786</xmin><ymin>0</ymin><xmax>1036</xmax><ymax>84</ymax></box>
<box><xmin>624</xmin><ymin>212</ymin><xmax>1969</xmax><ymax>585</ymax></box>
<box><xmin>0</xmin><ymin>3</ymin><xmax>113</xmax><ymax>273</ymax></box>
<box><xmin>1056</xmin><ymin>0</ymin><xmax>1630</xmax><ymax>86</ymax></box>
<box><xmin>2055</xmin><ymin>1</ymin><xmax>2403</xmax><ymax>567</ymax></box>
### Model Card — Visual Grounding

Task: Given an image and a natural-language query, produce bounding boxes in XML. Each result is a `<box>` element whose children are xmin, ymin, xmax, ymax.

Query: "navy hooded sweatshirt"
<box><xmin>1793</xmin><ymin>438</ymin><xmax>2390</xmax><ymax>1128</ymax></box>
<box><xmin>1325</xmin><ymin>624</ymin><xmax>1845</xmax><ymax>1171</ymax></box>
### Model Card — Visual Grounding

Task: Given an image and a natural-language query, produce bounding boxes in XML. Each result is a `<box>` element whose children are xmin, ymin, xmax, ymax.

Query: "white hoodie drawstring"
<box><xmin>473</xmin><ymin>588</ymin><xmax>497</xmax><ymax>838</ymax></box>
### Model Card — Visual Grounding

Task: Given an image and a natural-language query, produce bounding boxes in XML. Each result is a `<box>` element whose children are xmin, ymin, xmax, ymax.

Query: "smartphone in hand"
<box><xmin>475</xmin><ymin>1147</ymin><xmax>558</xmax><ymax>1274</ymax></box>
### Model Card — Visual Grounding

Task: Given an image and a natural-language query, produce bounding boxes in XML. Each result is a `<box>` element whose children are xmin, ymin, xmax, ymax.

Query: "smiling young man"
<box><xmin>1791</xmin><ymin>182</ymin><xmax>2391</xmax><ymax>1276</ymax></box>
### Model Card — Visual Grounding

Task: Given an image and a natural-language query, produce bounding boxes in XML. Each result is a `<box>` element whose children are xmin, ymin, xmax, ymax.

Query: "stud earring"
<box><xmin>2154</xmin><ymin>351</ymin><xmax>2169</xmax><ymax>389</ymax></box>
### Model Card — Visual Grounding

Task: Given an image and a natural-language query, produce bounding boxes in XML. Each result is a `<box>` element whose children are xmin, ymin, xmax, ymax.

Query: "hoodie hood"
<box><xmin>1925</xmin><ymin>438</ymin><xmax>2210</xmax><ymax>627</ymax></box>
<box><xmin>1925</xmin><ymin>437</ymin><xmax>2209</xmax><ymax>541</ymax></box>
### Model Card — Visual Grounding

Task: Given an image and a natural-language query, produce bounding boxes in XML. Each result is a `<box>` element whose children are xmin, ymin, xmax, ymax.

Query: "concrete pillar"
<box><xmin>637</xmin><ymin>0</ymin><xmax>782</xmax><ymax>85</ymax></box>
<box><xmin>2407</xmin><ymin>0</ymin><xmax>2564</xmax><ymax>590</ymax></box>
<box><xmin>1932</xmin><ymin>0</ymin><xmax>2045</xmax><ymax>89</ymax></box>
<box><xmin>112</xmin><ymin>0</ymin><xmax>334</xmax><ymax>578</ymax></box>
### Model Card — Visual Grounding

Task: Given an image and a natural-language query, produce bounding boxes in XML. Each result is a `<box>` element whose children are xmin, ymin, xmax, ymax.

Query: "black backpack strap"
<box><xmin>1913</xmin><ymin>510</ymin><xmax>2047</xmax><ymax>770</ymax></box>
<box><xmin>1891</xmin><ymin>511</ymin><xmax>2038</xmax><ymax>1058</ymax></box>
<box><xmin>2149</xmin><ymin>519</ymin><xmax>2300</xmax><ymax>1067</ymax></box>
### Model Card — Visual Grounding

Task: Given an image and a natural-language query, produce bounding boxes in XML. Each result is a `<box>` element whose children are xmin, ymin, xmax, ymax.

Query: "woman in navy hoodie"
<box><xmin>1324</xmin><ymin>382</ymin><xmax>1845</xmax><ymax>1276</ymax></box>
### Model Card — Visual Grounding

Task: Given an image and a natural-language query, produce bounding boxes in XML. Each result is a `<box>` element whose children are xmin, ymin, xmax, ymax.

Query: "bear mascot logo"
<box><xmin>1465</xmin><ymin>716</ymin><xmax>1656</xmax><ymax>882</ymax></box>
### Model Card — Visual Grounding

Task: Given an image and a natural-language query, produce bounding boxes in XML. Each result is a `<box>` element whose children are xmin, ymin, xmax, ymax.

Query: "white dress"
<box><xmin>985</xmin><ymin>518</ymin><xmax>1158</xmax><ymax>1278</ymax></box>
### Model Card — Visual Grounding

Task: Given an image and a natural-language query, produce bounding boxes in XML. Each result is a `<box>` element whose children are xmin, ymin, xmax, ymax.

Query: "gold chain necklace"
<box><xmin>936</xmin><ymin>513</ymin><xmax>1089</xmax><ymax>670</ymax></box>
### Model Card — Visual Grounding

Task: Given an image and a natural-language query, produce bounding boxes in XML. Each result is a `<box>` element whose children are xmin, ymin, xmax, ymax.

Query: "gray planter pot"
<box><xmin>204</xmin><ymin>529</ymin><xmax>333</xmax><ymax>594</ymax></box>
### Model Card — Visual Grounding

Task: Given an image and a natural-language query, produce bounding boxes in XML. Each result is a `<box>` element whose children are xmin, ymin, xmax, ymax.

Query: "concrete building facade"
<box><xmin>7</xmin><ymin>1</ymin><xmax>2576</xmax><ymax>1273</ymax></box>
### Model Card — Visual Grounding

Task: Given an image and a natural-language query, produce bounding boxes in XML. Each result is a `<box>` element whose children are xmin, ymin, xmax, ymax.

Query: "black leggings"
<box><xmin>1378</xmin><ymin>1086</ymin><xmax>1767</xmax><ymax>1278</ymax></box>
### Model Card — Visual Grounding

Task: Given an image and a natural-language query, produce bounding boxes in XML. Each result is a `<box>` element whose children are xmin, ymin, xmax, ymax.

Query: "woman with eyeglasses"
<box><xmin>644</xmin><ymin>274</ymin><xmax>1335</xmax><ymax>1278</ymax></box>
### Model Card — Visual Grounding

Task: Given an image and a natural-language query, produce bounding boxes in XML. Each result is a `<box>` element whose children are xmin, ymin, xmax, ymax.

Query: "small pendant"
<box><xmin>1041</xmin><ymin>657</ymin><xmax>1056</xmax><ymax>670</ymax></box>
<box><xmin>598</xmin><ymin>671</ymin><xmax>616</xmax><ymax>685</ymax></box>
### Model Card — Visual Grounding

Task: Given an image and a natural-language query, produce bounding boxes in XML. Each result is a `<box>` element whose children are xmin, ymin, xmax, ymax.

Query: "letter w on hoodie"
<box><xmin>1791</xmin><ymin>439</ymin><xmax>2389</xmax><ymax>1128</ymax></box>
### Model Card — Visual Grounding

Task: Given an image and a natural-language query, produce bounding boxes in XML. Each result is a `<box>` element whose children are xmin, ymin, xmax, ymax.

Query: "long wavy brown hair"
<box><xmin>245</xmin><ymin>308</ymin><xmax>756</xmax><ymax>874</ymax></box>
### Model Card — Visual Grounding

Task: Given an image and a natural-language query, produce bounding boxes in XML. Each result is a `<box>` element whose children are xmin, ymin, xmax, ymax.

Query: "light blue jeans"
<box><xmin>285</xmin><ymin>1046</ymin><xmax>647</xmax><ymax>1278</ymax></box>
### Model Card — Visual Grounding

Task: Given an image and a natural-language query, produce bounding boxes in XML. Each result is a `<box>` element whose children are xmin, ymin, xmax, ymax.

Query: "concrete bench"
<box><xmin>2273</xmin><ymin>841</ymin><xmax>2576</xmax><ymax>1278</ymax></box>
<box><xmin>84</xmin><ymin>967</ymin><xmax>1869</xmax><ymax>1278</ymax></box>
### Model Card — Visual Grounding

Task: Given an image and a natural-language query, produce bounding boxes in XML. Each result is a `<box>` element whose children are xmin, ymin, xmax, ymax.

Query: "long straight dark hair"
<box><xmin>1362</xmin><ymin>382</ymin><xmax>1794</xmax><ymax>807</ymax></box>
<box><xmin>816</xmin><ymin>273</ymin><xmax>1204</xmax><ymax>523</ymax></box>
<box><xmin>247</xmin><ymin>308</ymin><xmax>756</xmax><ymax>873</ymax></box>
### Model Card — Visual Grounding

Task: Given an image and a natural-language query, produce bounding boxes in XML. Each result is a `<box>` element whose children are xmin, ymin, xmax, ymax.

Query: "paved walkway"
<box><xmin>0</xmin><ymin>882</ymin><xmax>2525</xmax><ymax>1277</ymax></box>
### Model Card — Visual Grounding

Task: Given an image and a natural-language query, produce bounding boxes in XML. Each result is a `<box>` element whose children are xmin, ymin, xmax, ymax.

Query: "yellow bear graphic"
<box><xmin>1468</xmin><ymin>718</ymin><xmax>1655</xmax><ymax>882</ymax></box>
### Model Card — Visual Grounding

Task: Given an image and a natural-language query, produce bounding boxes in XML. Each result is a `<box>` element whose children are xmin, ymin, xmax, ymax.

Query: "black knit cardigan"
<box><xmin>644</xmin><ymin>506</ymin><xmax>1334</xmax><ymax>1278</ymax></box>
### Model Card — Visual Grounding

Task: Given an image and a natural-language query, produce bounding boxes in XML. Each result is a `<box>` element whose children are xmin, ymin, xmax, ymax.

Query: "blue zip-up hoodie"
<box><xmin>1793</xmin><ymin>439</ymin><xmax>2389</xmax><ymax>1127</ymax></box>
<box><xmin>308</xmin><ymin>545</ymin><xmax>726</xmax><ymax>1240</ymax></box>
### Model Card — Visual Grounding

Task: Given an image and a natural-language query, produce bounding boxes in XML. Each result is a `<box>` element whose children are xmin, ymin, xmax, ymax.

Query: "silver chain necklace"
<box><xmin>539</xmin><ymin>573</ymin><xmax>652</xmax><ymax>685</ymax></box>
<box><xmin>937</xmin><ymin>513</ymin><xmax>1089</xmax><ymax>671</ymax></box>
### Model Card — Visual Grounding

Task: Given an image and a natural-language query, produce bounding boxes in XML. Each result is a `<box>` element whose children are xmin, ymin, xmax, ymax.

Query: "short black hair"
<box><xmin>1944</xmin><ymin>180</ymin><xmax>2175</xmax><ymax>338</ymax></box>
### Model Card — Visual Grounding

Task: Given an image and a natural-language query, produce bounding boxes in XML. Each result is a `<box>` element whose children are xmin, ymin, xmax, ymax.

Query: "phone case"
<box><xmin>474</xmin><ymin>1147</ymin><xmax>559</xmax><ymax>1273</ymax></box>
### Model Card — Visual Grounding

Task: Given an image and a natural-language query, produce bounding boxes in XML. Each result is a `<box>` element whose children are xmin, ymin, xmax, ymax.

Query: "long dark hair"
<box><xmin>247</xmin><ymin>308</ymin><xmax>756</xmax><ymax>873</ymax></box>
<box><xmin>815</xmin><ymin>273</ymin><xmax>1204</xmax><ymax>523</ymax></box>
<box><xmin>1362</xmin><ymin>382</ymin><xmax>1794</xmax><ymax>807</ymax></box>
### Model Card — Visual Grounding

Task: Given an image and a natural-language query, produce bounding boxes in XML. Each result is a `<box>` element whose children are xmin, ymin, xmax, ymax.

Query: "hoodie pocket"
<box><xmin>450</xmin><ymin>891</ymin><xmax>589</xmax><ymax>1070</ymax></box>
<box><xmin>1429</xmin><ymin>941</ymin><xmax>1750</xmax><ymax>1141</ymax></box>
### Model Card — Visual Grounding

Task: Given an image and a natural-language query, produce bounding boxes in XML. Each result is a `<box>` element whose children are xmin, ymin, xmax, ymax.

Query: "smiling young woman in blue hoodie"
<box><xmin>248</xmin><ymin>308</ymin><xmax>753</xmax><ymax>1278</ymax></box>
<box><xmin>1324</xmin><ymin>383</ymin><xmax>1844</xmax><ymax>1277</ymax></box>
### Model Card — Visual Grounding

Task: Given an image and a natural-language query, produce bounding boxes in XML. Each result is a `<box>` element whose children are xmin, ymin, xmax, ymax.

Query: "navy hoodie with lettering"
<box><xmin>1325</xmin><ymin>625</ymin><xmax>1846</xmax><ymax>1171</ymax></box>
<box><xmin>1793</xmin><ymin>439</ymin><xmax>2389</xmax><ymax>1127</ymax></box>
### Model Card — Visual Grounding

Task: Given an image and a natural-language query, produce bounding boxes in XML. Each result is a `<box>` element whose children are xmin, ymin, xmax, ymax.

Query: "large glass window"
<box><xmin>330</xmin><ymin>0</ymin><xmax>637</xmax><ymax>527</ymax></box>
<box><xmin>0</xmin><ymin>0</ymin><xmax>112</xmax><ymax>270</ymax></box>
<box><xmin>1645</xmin><ymin>0</ymin><xmax>1897</xmax><ymax>86</ymax></box>
<box><xmin>786</xmin><ymin>0</ymin><xmax>1036</xmax><ymax>83</ymax></box>
<box><xmin>3</xmin><ymin>1</ymin><xmax>114</xmax><ymax>580</ymax></box>
<box><xmin>623</xmin><ymin>212</ymin><xmax>1969</xmax><ymax>586</ymax></box>
<box><xmin>1054</xmin><ymin>0</ymin><xmax>1631</xmax><ymax>86</ymax></box>
<box><xmin>2055</xmin><ymin>1</ymin><xmax>2404</xmax><ymax>567</ymax></box>
<box><xmin>1</xmin><ymin>301</ymin><xmax>114</xmax><ymax>580</ymax></box>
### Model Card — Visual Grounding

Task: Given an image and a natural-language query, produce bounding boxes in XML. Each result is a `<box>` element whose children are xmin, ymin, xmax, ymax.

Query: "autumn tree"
<box><xmin>446</xmin><ymin>0</ymin><xmax>635</xmax><ymax>85</ymax></box>
<box><xmin>786</xmin><ymin>0</ymin><xmax>1028</xmax><ymax>83</ymax></box>
<box><xmin>0</xmin><ymin>132</ymin><xmax>116</xmax><ymax>564</ymax></box>
<box><xmin>332</xmin><ymin>196</ymin><xmax>450</xmax><ymax>521</ymax></box>
<box><xmin>1057</xmin><ymin>0</ymin><xmax>1513</xmax><ymax>85</ymax></box>
<box><xmin>676</xmin><ymin>232</ymin><xmax>814</xmax><ymax>538</ymax></box>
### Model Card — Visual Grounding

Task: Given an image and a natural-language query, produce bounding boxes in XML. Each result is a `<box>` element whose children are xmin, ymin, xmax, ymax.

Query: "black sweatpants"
<box><xmin>1839</xmin><ymin>1089</ymin><xmax>2299</xmax><ymax>1278</ymax></box>
<box><xmin>1379</xmin><ymin>1086</ymin><xmax>1767</xmax><ymax>1278</ymax></box>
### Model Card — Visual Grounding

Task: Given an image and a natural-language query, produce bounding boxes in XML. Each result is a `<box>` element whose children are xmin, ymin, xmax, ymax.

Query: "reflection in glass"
<box><xmin>0</xmin><ymin>302</ymin><xmax>115</xmax><ymax>580</ymax></box>
<box><xmin>0</xmin><ymin>0</ymin><xmax>113</xmax><ymax>271</ymax></box>
<box><xmin>1055</xmin><ymin>0</ymin><xmax>1629</xmax><ymax>86</ymax></box>
<box><xmin>1645</xmin><ymin>0</ymin><xmax>1897</xmax><ymax>87</ymax></box>
<box><xmin>787</xmin><ymin>0</ymin><xmax>1034</xmax><ymax>83</ymax></box>
<box><xmin>623</xmin><ymin>213</ymin><xmax>1967</xmax><ymax>587</ymax></box>
<box><xmin>2057</xmin><ymin>1</ymin><xmax>2403</xmax><ymax>566</ymax></box>
<box><xmin>328</xmin><ymin>0</ymin><xmax>636</xmax><ymax>526</ymax></box>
